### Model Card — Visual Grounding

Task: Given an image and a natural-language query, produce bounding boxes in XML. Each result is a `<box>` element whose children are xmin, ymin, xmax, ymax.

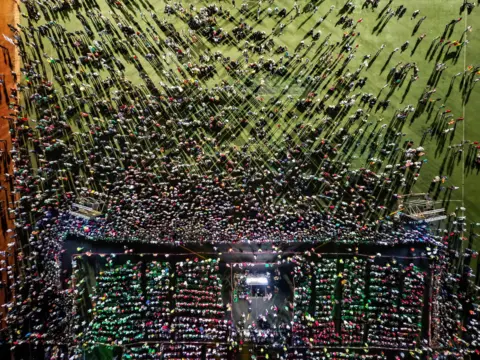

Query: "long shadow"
<box><xmin>380</xmin><ymin>52</ymin><xmax>394</xmax><ymax>74</ymax></box>
<box><xmin>445</xmin><ymin>78</ymin><xmax>456</xmax><ymax>100</ymax></box>
<box><xmin>371</xmin><ymin>16</ymin><xmax>388</xmax><ymax>34</ymax></box>
<box><xmin>464</xmin><ymin>84</ymin><xmax>477</xmax><ymax>105</ymax></box>
<box><xmin>400</xmin><ymin>79</ymin><xmax>413</xmax><ymax>104</ymax></box>
<box><xmin>375</xmin><ymin>16</ymin><xmax>392</xmax><ymax>35</ymax></box>
<box><xmin>410</xmin><ymin>38</ymin><xmax>422</xmax><ymax>56</ymax></box>
<box><xmin>411</xmin><ymin>19</ymin><xmax>424</xmax><ymax>36</ymax></box>
<box><xmin>377</xmin><ymin>1</ymin><xmax>391</xmax><ymax>19</ymax></box>
<box><xmin>433</xmin><ymin>44</ymin><xmax>446</xmax><ymax>63</ymax></box>
<box><xmin>424</xmin><ymin>38</ymin><xmax>437</xmax><ymax>59</ymax></box>
<box><xmin>367</xmin><ymin>53</ymin><xmax>380</xmax><ymax>69</ymax></box>
<box><xmin>427</xmin><ymin>42</ymin><xmax>441</xmax><ymax>62</ymax></box>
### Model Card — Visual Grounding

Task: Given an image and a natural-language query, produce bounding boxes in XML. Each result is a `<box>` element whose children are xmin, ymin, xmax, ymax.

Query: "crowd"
<box><xmin>145</xmin><ymin>261</ymin><xmax>172</xmax><ymax>341</ymax></box>
<box><xmin>292</xmin><ymin>258</ymin><xmax>313</xmax><ymax>347</ymax></box>
<box><xmin>173</xmin><ymin>259</ymin><xmax>229</xmax><ymax>342</ymax></box>
<box><xmin>82</xmin><ymin>260</ymin><xmax>145</xmax><ymax>346</ymax></box>
<box><xmin>71</xmin><ymin>254</ymin><xmax>437</xmax><ymax>358</ymax></box>
<box><xmin>0</xmin><ymin>0</ymin><xmax>479</xmax><ymax>358</ymax></box>
<box><xmin>293</xmin><ymin>257</ymin><xmax>426</xmax><ymax>349</ymax></box>
<box><xmin>312</xmin><ymin>258</ymin><xmax>337</xmax><ymax>346</ymax></box>
<box><xmin>340</xmin><ymin>257</ymin><xmax>366</xmax><ymax>345</ymax></box>
<box><xmin>10</xmin><ymin>0</ymin><xmax>469</xmax><ymax>246</ymax></box>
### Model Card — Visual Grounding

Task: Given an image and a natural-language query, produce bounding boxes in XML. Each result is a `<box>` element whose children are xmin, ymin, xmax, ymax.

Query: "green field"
<box><xmin>19</xmin><ymin>0</ymin><xmax>480</xmax><ymax>243</ymax></box>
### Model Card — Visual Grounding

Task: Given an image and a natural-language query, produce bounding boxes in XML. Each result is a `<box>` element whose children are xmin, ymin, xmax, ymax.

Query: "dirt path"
<box><xmin>0</xmin><ymin>0</ymin><xmax>19</xmax><ymax>329</ymax></box>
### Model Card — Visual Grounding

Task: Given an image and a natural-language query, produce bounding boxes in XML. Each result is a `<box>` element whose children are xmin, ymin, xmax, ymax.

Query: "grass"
<box><xmin>19</xmin><ymin>0</ymin><xmax>480</xmax><ymax>247</ymax></box>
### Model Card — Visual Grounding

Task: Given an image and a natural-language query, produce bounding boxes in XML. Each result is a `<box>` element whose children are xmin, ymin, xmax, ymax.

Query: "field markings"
<box><xmin>462</xmin><ymin>13</ymin><xmax>468</xmax><ymax>210</ymax></box>
<box><xmin>459</xmin><ymin>8</ymin><xmax>468</xmax><ymax>273</ymax></box>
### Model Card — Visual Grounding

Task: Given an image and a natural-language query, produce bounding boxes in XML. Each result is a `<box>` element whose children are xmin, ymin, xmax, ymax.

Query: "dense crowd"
<box><xmin>68</xmin><ymin>253</ymin><xmax>478</xmax><ymax>359</ymax></box>
<box><xmin>11</xmin><ymin>0</ymin><xmax>473</xmax><ymax>245</ymax></box>
<box><xmin>0</xmin><ymin>0</ymin><xmax>479</xmax><ymax>359</ymax></box>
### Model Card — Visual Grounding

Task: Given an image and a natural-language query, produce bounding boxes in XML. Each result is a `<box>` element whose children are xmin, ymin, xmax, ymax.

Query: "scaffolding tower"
<box><xmin>397</xmin><ymin>193</ymin><xmax>447</xmax><ymax>223</ymax></box>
